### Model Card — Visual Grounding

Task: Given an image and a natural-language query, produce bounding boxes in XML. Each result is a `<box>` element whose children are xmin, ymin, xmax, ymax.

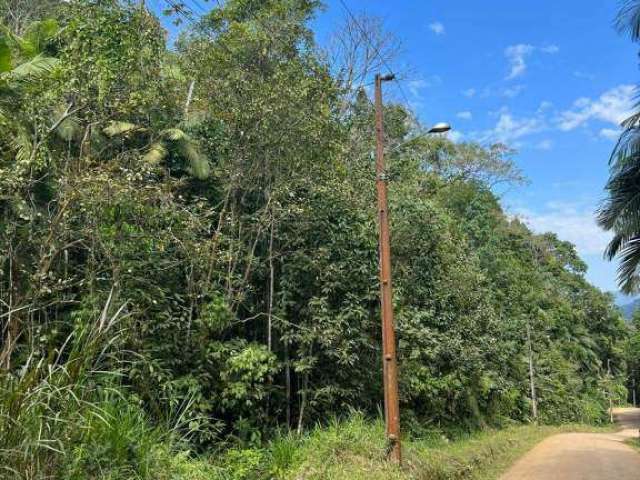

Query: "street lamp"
<box><xmin>427</xmin><ymin>122</ymin><xmax>452</xmax><ymax>134</ymax></box>
<box><xmin>374</xmin><ymin>73</ymin><xmax>451</xmax><ymax>464</ymax></box>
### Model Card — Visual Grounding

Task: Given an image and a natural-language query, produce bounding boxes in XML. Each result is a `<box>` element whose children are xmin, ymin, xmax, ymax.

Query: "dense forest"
<box><xmin>0</xmin><ymin>1</ymin><xmax>631</xmax><ymax>478</ymax></box>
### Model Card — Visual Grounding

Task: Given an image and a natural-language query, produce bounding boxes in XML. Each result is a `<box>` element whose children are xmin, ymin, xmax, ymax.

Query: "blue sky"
<box><xmin>315</xmin><ymin>1</ymin><xmax>638</xmax><ymax>300</ymax></box>
<box><xmin>157</xmin><ymin>1</ymin><xmax>639</xmax><ymax>300</ymax></box>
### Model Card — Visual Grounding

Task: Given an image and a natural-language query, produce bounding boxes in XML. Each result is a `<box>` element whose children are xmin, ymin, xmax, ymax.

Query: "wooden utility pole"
<box><xmin>525</xmin><ymin>319</ymin><xmax>538</xmax><ymax>421</ymax></box>
<box><xmin>608</xmin><ymin>358</ymin><xmax>614</xmax><ymax>423</ymax></box>
<box><xmin>375</xmin><ymin>73</ymin><xmax>401</xmax><ymax>464</ymax></box>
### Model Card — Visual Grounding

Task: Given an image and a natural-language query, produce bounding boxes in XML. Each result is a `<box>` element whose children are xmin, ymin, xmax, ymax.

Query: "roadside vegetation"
<box><xmin>0</xmin><ymin>1</ymin><xmax>634</xmax><ymax>479</ymax></box>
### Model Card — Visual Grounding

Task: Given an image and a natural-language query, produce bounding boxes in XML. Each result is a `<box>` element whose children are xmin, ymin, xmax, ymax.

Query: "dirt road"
<box><xmin>500</xmin><ymin>408</ymin><xmax>640</xmax><ymax>480</ymax></box>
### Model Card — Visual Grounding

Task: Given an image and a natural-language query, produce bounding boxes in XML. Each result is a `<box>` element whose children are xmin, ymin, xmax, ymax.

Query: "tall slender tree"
<box><xmin>597</xmin><ymin>0</ymin><xmax>640</xmax><ymax>293</ymax></box>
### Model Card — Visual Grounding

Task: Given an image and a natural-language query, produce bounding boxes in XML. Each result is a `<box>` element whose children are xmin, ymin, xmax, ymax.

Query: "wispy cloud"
<box><xmin>600</xmin><ymin>128</ymin><xmax>621</xmax><ymax>141</ymax></box>
<box><xmin>407</xmin><ymin>76</ymin><xmax>442</xmax><ymax>99</ymax></box>
<box><xmin>469</xmin><ymin>85</ymin><xmax>635</xmax><ymax>147</ymax></box>
<box><xmin>408</xmin><ymin>79</ymin><xmax>428</xmax><ymax>98</ymax></box>
<box><xmin>505</xmin><ymin>44</ymin><xmax>534</xmax><ymax>79</ymax></box>
<box><xmin>537</xmin><ymin>100</ymin><xmax>554</xmax><ymax>113</ymax></box>
<box><xmin>535</xmin><ymin>139</ymin><xmax>553</xmax><ymax>150</ymax></box>
<box><xmin>540</xmin><ymin>45</ymin><xmax>560</xmax><ymax>54</ymax></box>
<box><xmin>428</xmin><ymin>21</ymin><xmax>445</xmax><ymax>35</ymax></box>
<box><xmin>456</xmin><ymin>111</ymin><xmax>472</xmax><ymax>120</ymax></box>
<box><xmin>475</xmin><ymin>108</ymin><xmax>545</xmax><ymax>144</ymax></box>
<box><xmin>462</xmin><ymin>88</ymin><xmax>476</xmax><ymax>98</ymax></box>
<box><xmin>514</xmin><ymin>201</ymin><xmax>610</xmax><ymax>255</ymax></box>
<box><xmin>557</xmin><ymin>84</ymin><xmax>635</xmax><ymax>131</ymax></box>
<box><xmin>477</xmin><ymin>84</ymin><xmax>525</xmax><ymax>99</ymax></box>
<box><xmin>504</xmin><ymin>43</ymin><xmax>559</xmax><ymax>80</ymax></box>
<box><xmin>502</xmin><ymin>84</ymin><xmax>525</xmax><ymax>98</ymax></box>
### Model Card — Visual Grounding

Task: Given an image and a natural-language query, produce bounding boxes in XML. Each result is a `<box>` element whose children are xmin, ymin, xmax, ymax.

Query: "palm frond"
<box><xmin>616</xmin><ymin>1</ymin><xmax>640</xmax><ymax>41</ymax></box>
<box><xmin>597</xmin><ymin>172</ymin><xmax>640</xmax><ymax>230</ymax></box>
<box><xmin>599</xmin><ymin>120</ymin><xmax>640</xmax><ymax>292</ymax></box>
<box><xmin>179</xmin><ymin>141</ymin><xmax>210</xmax><ymax>180</ymax></box>
<box><xmin>142</xmin><ymin>142</ymin><xmax>168</xmax><ymax>165</ymax></box>
<box><xmin>597</xmin><ymin>127</ymin><xmax>640</xmax><ymax>233</ymax></box>
<box><xmin>103</xmin><ymin>121</ymin><xmax>145</xmax><ymax>138</ymax></box>
<box><xmin>10</xmin><ymin>127</ymin><xmax>33</xmax><ymax>166</ymax></box>
<box><xmin>609</xmin><ymin>127</ymin><xmax>640</xmax><ymax>170</ymax></box>
<box><xmin>617</xmin><ymin>236</ymin><xmax>640</xmax><ymax>293</ymax></box>
<box><xmin>161</xmin><ymin>127</ymin><xmax>210</xmax><ymax>179</ymax></box>
<box><xmin>622</xmin><ymin>111</ymin><xmax>640</xmax><ymax>129</ymax></box>
<box><xmin>161</xmin><ymin>128</ymin><xmax>188</xmax><ymax>142</ymax></box>
<box><xmin>5</xmin><ymin>54</ymin><xmax>58</xmax><ymax>82</ymax></box>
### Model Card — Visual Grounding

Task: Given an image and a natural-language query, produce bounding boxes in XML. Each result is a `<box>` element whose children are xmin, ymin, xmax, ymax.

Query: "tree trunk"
<box><xmin>297</xmin><ymin>374</ymin><xmax>308</xmax><ymax>435</ymax></box>
<box><xmin>1</xmin><ymin>245</ymin><xmax>17</xmax><ymax>370</ymax></box>
<box><xmin>285</xmin><ymin>342</ymin><xmax>291</xmax><ymax>427</ymax></box>
<box><xmin>526</xmin><ymin>319</ymin><xmax>538</xmax><ymax>421</ymax></box>
<box><xmin>267</xmin><ymin>216</ymin><xmax>275</xmax><ymax>352</ymax></box>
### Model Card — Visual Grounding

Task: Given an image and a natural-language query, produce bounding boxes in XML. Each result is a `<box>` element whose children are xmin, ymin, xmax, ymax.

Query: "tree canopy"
<box><xmin>0</xmin><ymin>1</ymin><xmax>629</xmax><ymax>478</ymax></box>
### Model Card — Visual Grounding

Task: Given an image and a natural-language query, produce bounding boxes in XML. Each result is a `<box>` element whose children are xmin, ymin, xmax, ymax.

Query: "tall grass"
<box><xmin>0</xmin><ymin>293</ymin><xmax>176</xmax><ymax>480</ymax></box>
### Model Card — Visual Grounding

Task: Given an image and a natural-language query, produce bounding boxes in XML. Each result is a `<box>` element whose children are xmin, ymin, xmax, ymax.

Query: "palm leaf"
<box><xmin>161</xmin><ymin>127</ymin><xmax>210</xmax><ymax>179</ymax></box>
<box><xmin>103</xmin><ymin>121</ymin><xmax>145</xmax><ymax>138</ymax></box>
<box><xmin>5</xmin><ymin>54</ymin><xmax>58</xmax><ymax>82</ymax></box>
<box><xmin>622</xmin><ymin>111</ymin><xmax>640</xmax><ymax>129</ymax></box>
<box><xmin>10</xmin><ymin>126</ymin><xmax>34</xmax><ymax>166</ymax></box>
<box><xmin>616</xmin><ymin>1</ymin><xmax>640</xmax><ymax>41</ymax></box>
<box><xmin>179</xmin><ymin>141</ymin><xmax>210</xmax><ymax>180</ymax></box>
<box><xmin>142</xmin><ymin>142</ymin><xmax>168</xmax><ymax>166</ymax></box>
<box><xmin>617</xmin><ymin>236</ymin><xmax>640</xmax><ymax>293</ymax></box>
<box><xmin>162</xmin><ymin>128</ymin><xmax>188</xmax><ymax>142</ymax></box>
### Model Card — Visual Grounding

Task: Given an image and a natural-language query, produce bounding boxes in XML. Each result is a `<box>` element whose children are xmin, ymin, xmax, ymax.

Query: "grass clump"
<box><xmin>0</xmin><ymin>299</ymin><xmax>185</xmax><ymax>480</ymax></box>
<box><xmin>207</xmin><ymin>415</ymin><xmax>613</xmax><ymax>480</ymax></box>
<box><xmin>625</xmin><ymin>437</ymin><xmax>640</xmax><ymax>451</ymax></box>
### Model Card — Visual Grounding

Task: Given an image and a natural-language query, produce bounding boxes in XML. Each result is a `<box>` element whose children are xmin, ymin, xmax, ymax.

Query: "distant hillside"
<box><xmin>620</xmin><ymin>299</ymin><xmax>640</xmax><ymax>320</ymax></box>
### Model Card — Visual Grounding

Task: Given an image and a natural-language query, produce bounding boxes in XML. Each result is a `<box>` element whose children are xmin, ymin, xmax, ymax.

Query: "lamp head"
<box><xmin>428</xmin><ymin>122</ymin><xmax>452</xmax><ymax>134</ymax></box>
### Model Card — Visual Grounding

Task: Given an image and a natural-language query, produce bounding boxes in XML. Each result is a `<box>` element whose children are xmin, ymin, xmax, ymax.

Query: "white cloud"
<box><xmin>505</xmin><ymin>44</ymin><xmax>534</xmax><ymax>79</ymax></box>
<box><xmin>502</xmin><ymin>85</ymin><xmax>525</xmax><ymax>98</ymax></box>
<box><xmin>600</xmin><ymin>128</ymin><xmax>621</xmax><ymax>141</ymax></box>
<box><xmin>476</xmin><ymin>85</ymin><xmax>524</xmax><ymax>99</ymax></box>
<box><xmin>408</xmin><ymin>79</ymin><xmax>428</xmax><ymax>98</ymax></box>
<box><xmin>428</xmin><ymin>22</ymin><xmax>445</xmax><ymax>35</ymax></box>
<box><xmin>557</xmin><ymin>84</ymin><xmax>635</xmax><ymax>131</ymax></box>
<box><xmin>536</xmin><ymin>139</ymin><xmax>553</xmax><ymax>150</ymax></box>
<box><xmin>514</xmin><ymin>201</ymin><xmax>611</xmax><ymax>255</ymax></box>
<box><xmin>540</xmin><ymin>45</ymin><xmax>560</xmax><ymax>54</ymax></box>
<box><xmin>477</xmin><ymin>110</ymin><xmax>544</xmax><ymax>144</ymax></box>
<box><xmin>456</xmin><ymin>111</ymin><xmax>472</xmax><ymax>120</ymax></box>
<box><xmin>407</xmin><ymin>76</ymin><xmax>442</xmax><ymax>99</ymax></box>
<box><xmin>537</xmin><ymin>100</ymin><xmax>553</xmax><ymax>113</ymax></box>
<box><xmin>462</xmin><ymin>88</ymin><xmax>476</xmax><ymax>98</ymax></box>
<box><xmin>504</xmin><ymin>43</ymin><xmax>559</xmax><ymax>80</ymax></box>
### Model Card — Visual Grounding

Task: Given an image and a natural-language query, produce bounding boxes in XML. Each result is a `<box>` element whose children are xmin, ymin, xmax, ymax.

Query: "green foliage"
<box><xmin>599</xmin><ymin>1</ymin><xmax>640</xmax><ymax>293</ymax></box>
<box><xmin>0</xmin><ymin>1</ymin><xmax>630</xmax><ymax>477</ymax></box>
